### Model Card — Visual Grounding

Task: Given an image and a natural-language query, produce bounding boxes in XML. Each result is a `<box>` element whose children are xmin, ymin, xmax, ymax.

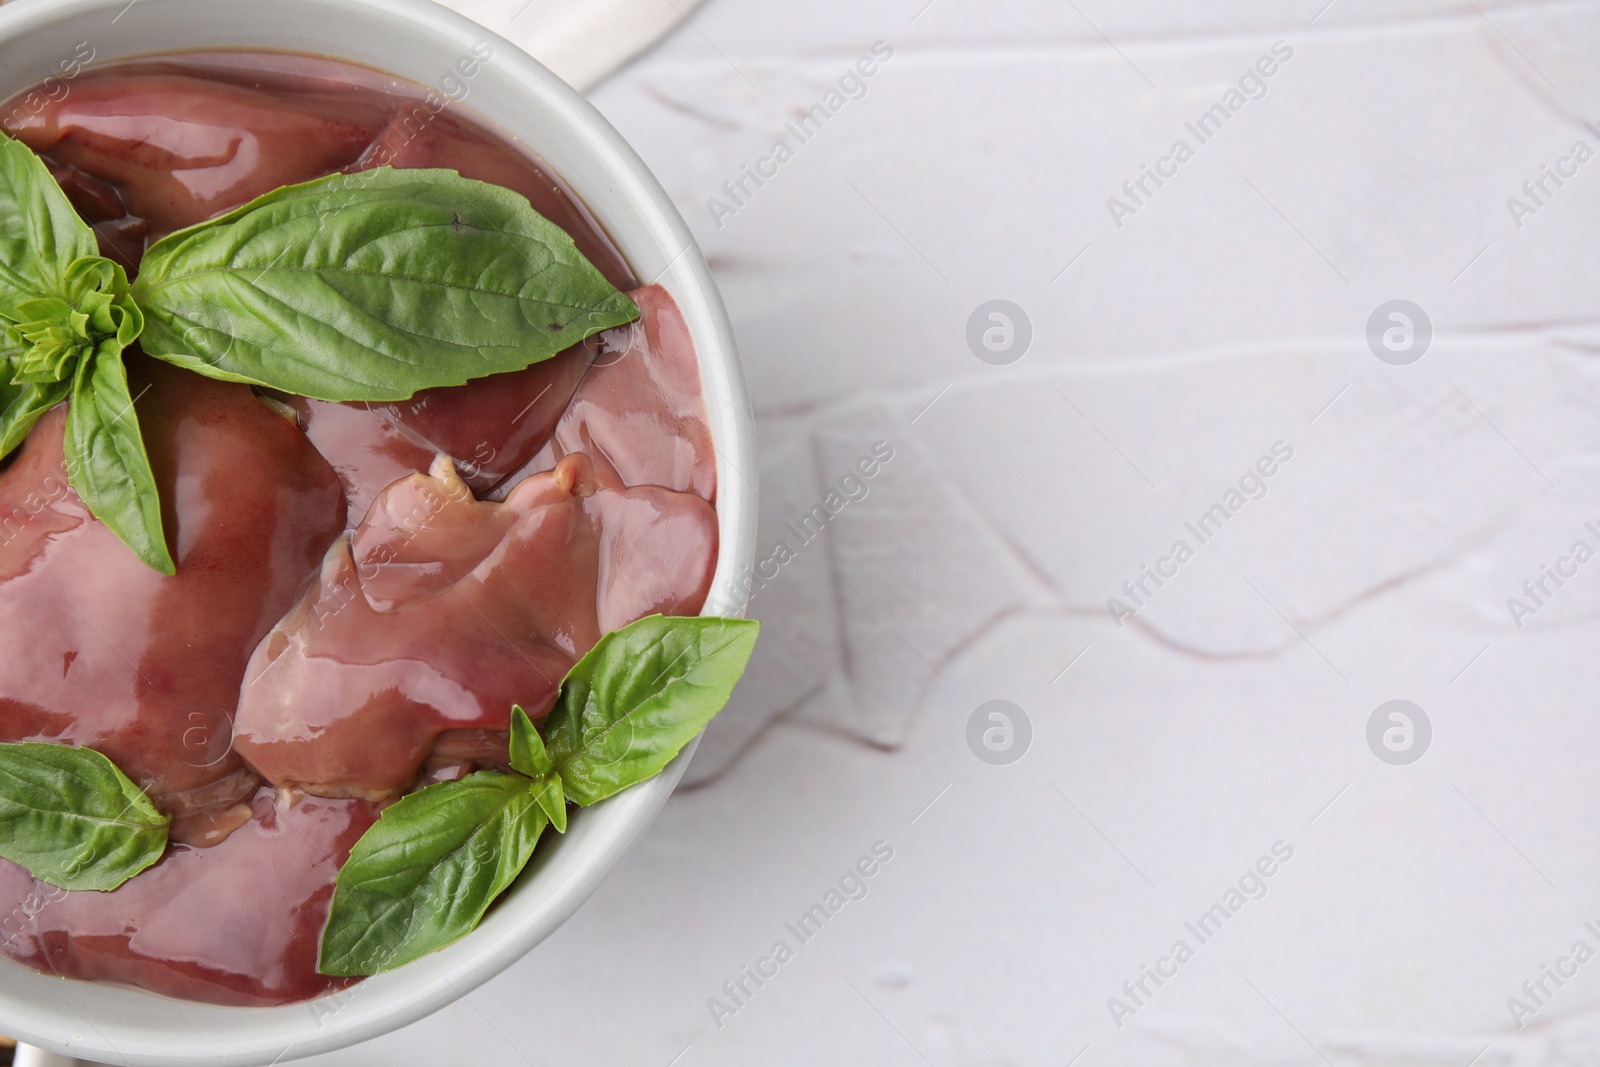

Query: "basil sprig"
<box><xmin>0</xmin><ymin>131</ymin><xmax>99</xmax><ymax>306</ymax></box>
<box><xmin>0</xmin><ymin>135</ymin><xmax>640</xmax><ymax>572</ymax></box>
<box><xmin>0</xmin><ymin>742</ymin><xmax>170</xmax><ymax>891</ymax></box>
<box><xmin>510</xmin><ymin>705</ymin><xmax>567</xmax><ymax>833</ymax></box>
<box><xmin>0</xmin><ymin>138</ymin><xmax>170</xmax><ymax>572</ymax></box>
<box><xmin>544</xmin><ymin>614</ymin><xmax>764</xmax><ymax>805</ymax></box>
<box><xmin>318</xmin><ymin>615</ymin><xmax>759</xmax><ymax>977</ymax></box>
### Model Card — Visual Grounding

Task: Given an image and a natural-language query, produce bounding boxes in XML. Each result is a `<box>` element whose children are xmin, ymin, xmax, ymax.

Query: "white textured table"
<box><xmin>302</xmin><ymin>1</ymin><xmax>1600</xmax><ymax>1063</ymax></box>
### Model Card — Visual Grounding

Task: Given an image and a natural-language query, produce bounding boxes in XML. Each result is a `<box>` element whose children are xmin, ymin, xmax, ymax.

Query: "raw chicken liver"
<box><xmin>0</xmin><ymin>50</ymin><xmax>716</xmax><ymax>1007</ymax></box>
<box><xmin>0</xmin><ymin>789</ymin><xmax>377</xmax><ymax>1006</ymax></box>
<box><xmin>286</xmin><ymin>349</ymin><xmax>591</xmax><ymax>526</ymax></box>
<box><xmin>502</xmin><ymin>285</ymin><xmax>717</xmax><ymax>503</ymax></box>
<box><xmin>290</xmin><ymin>285</ymin><xmax>713</xmax><ymax>524</ymax></box>
<box><xmin>8</xmin><ymin>54</ymin><xmax>631</xmax><ymax>286</ymax></box>
<box><xmin>232</xmin><ymin>454</ymin><xmax>717</xmax><ymax>799</ymax></box>
<box><xmin>0</xmin><ymin>359</ymin><xmax>345</xmax><ymax>845</ymax></box>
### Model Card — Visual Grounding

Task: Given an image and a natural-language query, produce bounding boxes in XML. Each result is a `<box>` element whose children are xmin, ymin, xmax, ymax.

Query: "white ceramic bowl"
<box><xmin>0</xmin><ymin>1</ymin><xmax>756</xmax><ymax>1063</ymax></box>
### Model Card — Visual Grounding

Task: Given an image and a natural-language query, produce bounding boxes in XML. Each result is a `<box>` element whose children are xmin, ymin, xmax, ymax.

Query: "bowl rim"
<box><xmin>0</xmin><ymin>0</ymin><xmax>757</xmax><ymax>1063</ymax></box>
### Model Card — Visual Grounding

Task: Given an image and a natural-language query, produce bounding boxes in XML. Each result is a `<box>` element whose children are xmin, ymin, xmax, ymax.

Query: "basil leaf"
<box><xmin>319</xmin><ymin>771</ymin><xmax>549</xmax><ymax>977</ymax></box>
<box><xmin>509</xmin><ymin>705</ymin><xmax>566</xmax><ymax>833</ymax></box>
<box><xmin>321</xmin><ymin>620</ymin><xmax>756</xmax><ymax>974</ymax></box>
<box><xmin>0</xmin><ymin>741</ymin><xmax>170</xmax><ymax>891</ymax></box>
<box><xmin>0</xmin><ymin>140</ymin><xmax>108</xmax><ymax>465</ymax></box>
<box><xmin>8</xmin><ymin>257</ymin><xmax>143</xmax><ymax>386</ymax></box>
<box><xmin>0</xmin><ymin>379</ymin><xmax>66</xmax><ymax>460</ymax></box>
<box><xmin>133</xmin><ymin>167</ymin><xmax>640</xmax><ymax>402</ymax></box>
<box><xmin>64</xmin><ymin>345</ymin><xmax>174</xmax><ymax>575</ymax></box>
<box><xmin>545</xmin><ymin>616</ymin><xmax>760</xmax><ymax>806</ymax></box>
<box><xmin>0</xmin><ymin>135</ymin><xmax>96</xmax><ymax>319</ymax></box>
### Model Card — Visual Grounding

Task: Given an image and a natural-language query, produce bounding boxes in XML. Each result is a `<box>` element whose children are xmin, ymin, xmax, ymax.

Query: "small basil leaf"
<box><xmin>133</xmin><ymin>167</ymin><xmax>640</xmax><ymax>402</ymax></box>
<box><xmin>0</xmin><ymin>135</ymin><xmax>97</xmax><ymax>320</ymax></box>
<box><xmin>63</xmin><ymin>345</ymin><xmax>174</xmax><ymax>575</ymax></box>
<box><xmin>545</xmin><ymin>616</ymin><xmax>760</xmax><ymax>806</ymax></box>
<box><xmin>509</xmin><ymin>705</ymin><xmax>566</xmax><ymax>834</ymax></box>
<box><xmin>0</xmin><ymin>379</ymin><xmax>66</xmax><ymax>460</ymax></box>
<box><xmin>319</xmin><ymin>771</ymin><xmax>549</xmax><ymax>977</ymax></box>
<box><xmin>8</xmin><ymin>258</ymin><xmax>142</xmax><ymax>388</ymax></box>
<box><xmin>0</xmin><ymin>741</ymin><xmax>170</xmax><ymax>891</ymax></box>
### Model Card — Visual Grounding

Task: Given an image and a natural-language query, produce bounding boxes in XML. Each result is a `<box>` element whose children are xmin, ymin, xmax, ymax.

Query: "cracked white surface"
<box><xmin>300</xmin><ymin>1</ymin><xmax>1600</xmax><ymax>1065</ymax></box>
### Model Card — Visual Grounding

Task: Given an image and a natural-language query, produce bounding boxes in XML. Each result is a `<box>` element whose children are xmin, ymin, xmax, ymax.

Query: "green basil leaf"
<box><xmin>319</xmin><ymin>771</ymin><xmax>549</xmax><ymax>977</ymax></box>
<box><xmin>0</xmin><ymin>379</ymin><xmax>66</xmax><ymax>460</ymax></box>
<box><xmin>63</xmin><ymin>344</ymin><xmax>174</xmax><ymax>575</ymax></box>
<box><xmin>509</xmin><ymin>705</ymin><xmax>566</xmax><ymax>834</ymax></box>
<box><xmin>8</xmin><ymin>257</ymin><xmax>143</xmax><ymax>387</ymax></box>
<box><xmin>0</xmin><ymin>135</ymin><xmax>97</xmax><ymax>320</ymax></box>
<box><xmin>0</xmin><ymin>142</ymin><xmax>111</xmax><ymax>461</ymax></box>
<box><xmin>545</xmin><ymin>616</ymin><xmax>760</xmax><ymax>806</ymax></box>
<box><xmin>0</xmin><ymin>741</ymin><xmax>170</xmax><ymax>891</ymax></box>
<box><xmin>132</xmin><ymin>167</ymin><xmax>640</xmax><ymax>402</ymax></box>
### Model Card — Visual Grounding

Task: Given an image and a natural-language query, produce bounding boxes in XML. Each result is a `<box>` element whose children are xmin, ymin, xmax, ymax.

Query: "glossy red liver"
<box><xmin>293</xmin><ymin>285</ymin><xmax>714</xmax><ymax>525</ymax></box>
<box><xmin>232</xmin><ymin>454</ymin><xmax>717</xmax><ymax>799</ymax></box>
<box><xmin>0</xmin><ymin>360</ymin><xmax>345</xmax><ymax>844</ymax></box>
<box><xmin>287</xmin><ymin>348</ymin><xmax>591</xmax><ymax>526</ymax></box>
<box><xmin>9</xmin><ymin>72</ymin><xmax>392</xmax><ymax>238</ymax></box>
<box><xmin>6</xmin><ymin>53</ymin><xmax>631</xmax><ymax>286</ymax></box>
<box><xmin>0</xmin><ymin>789</ymin><xmax>377</xmax><ymax>1006</ymax></box>
<box><xmin>509</xmin><ymin>285</ymin><xmax>717</xmax><ymax>503</ymax></box>
<box><xmin>0</xmin><ymin>52</ymin><xmax>716</xmax><ymax>1007</ymax></box>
